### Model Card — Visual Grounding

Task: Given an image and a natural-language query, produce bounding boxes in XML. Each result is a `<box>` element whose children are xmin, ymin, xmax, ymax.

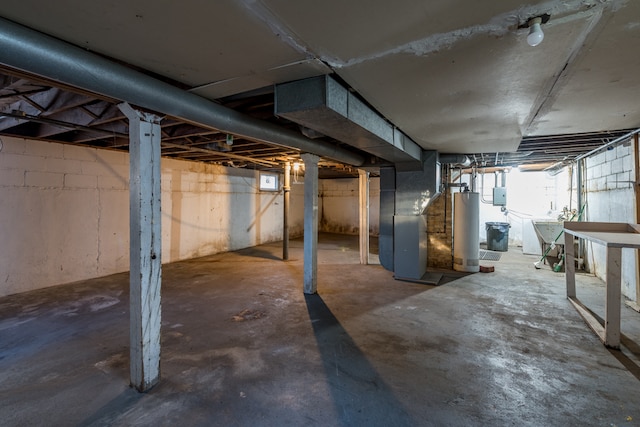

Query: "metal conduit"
<box><xmin>575</xmin><ymin>128</ymin><xmax>640</xmax><ymax>161</ymax></box>
<box><xmin>0</xmin><ymin>17</ymin><xmax>364</xmax><ymax>166</ymax></box>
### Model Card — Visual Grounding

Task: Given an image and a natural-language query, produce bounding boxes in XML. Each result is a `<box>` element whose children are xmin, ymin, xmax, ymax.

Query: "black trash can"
<box><xmin>486</xmin><ymin>222</ymin><xmax>510</xmax><ymax>252</ymax></box>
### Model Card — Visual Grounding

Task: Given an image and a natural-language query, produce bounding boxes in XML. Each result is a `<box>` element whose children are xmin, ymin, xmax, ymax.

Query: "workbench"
<box><xmin>563</xmin><ymin>222</ymin><xmax>640</xmax><ymax>349</ymax></box>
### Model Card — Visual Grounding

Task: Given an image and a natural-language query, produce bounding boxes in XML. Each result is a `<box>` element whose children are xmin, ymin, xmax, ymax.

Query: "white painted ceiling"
<box><xmin>0</xmin><ymin>0</ymin><xmax>638</xmax><ymax>155</ymax></box>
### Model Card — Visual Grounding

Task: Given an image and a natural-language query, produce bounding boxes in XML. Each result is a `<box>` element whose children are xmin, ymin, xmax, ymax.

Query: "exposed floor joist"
<box><xmin>0</xmin><ymin>66</ymin><xmax>635</xmax><ymax>173</ymax></box>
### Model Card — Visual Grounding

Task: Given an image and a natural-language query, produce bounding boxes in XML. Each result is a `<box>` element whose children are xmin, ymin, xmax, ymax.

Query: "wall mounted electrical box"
<box><xmin>493</xmin><ymin>187</ymin><xmax>507</xmax><ymax>206</ymax></box>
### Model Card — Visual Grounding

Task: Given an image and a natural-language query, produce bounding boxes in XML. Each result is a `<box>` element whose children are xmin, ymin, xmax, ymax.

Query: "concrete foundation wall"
<box><xmin>472</xmin><ymin>169</ymin><xmax>571</xmax><ymax>248</ymax></box>
<box><xmin>584</xmin><ymin>143</ymin><xmax>637</xmax><ymax>300</ymax></box>
<box><xmin>0</xmin><ymin>137</ymin><xmax>301</xmax><ymax>297</ymax></box>
<box><xmin>319</xmin><ymin>177</ymin><xmax>380</xmax><ymax>236</ymax></box>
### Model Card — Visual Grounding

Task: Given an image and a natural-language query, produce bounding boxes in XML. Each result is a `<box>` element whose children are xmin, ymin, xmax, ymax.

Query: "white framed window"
<box><xmin>259</xmin><ymin>172</ymin><xmax>279</xmax><ymax>192</ymax></box>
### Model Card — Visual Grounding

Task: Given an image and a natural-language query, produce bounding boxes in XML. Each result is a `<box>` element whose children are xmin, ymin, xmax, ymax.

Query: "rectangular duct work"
<box><xmin>275</xmin><ymin>76</ymin><xmax>422</xmax><ymax>169</ymax></box>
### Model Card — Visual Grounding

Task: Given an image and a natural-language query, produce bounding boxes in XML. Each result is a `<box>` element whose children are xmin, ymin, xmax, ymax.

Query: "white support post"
<box><xmin>564</xmin><ymin>228</ymin><xmax>576</xmax><ymax>298</ymax></box>
<box><xmin>359</xmin><ymin>169</ymin><xmax>370</xmax><ymax>265</ymax></box>
<box><xmin>119</xmin><ymin>103</ymin><xmax>163</xmax><ymax>392</ymax></box>
<box><xmin>301</xmin><ymin>153</ymin><xmax>319</xmax><ymax>294</ymax></box>
<box><xmin>605</xmin><ymin>247</ymin><xmax>622</xmax><ymax>348</ymax></box>
<box><xmin>283</xmin><ymin>162</ymin><xmax>291</xmax><ymax>261</ymax></box>
<box><xmin>631</xmin><ymin>134</ymin><xmax>640</xmax><ymax>312</ymax></box>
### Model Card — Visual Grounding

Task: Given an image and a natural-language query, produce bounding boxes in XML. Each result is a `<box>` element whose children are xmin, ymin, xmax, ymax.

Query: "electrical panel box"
<box><xmin>493</xmin><ymin>187</ymin><xmax>507</xmax><ymax>206</ymax></box>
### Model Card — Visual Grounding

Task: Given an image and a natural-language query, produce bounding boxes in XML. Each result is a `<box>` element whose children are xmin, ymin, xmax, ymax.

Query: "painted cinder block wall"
<box><xmin>319</xmin><ymin>176</ymin><xmax>454</xmax><ymax>267</ymax></box>
<box><xmin>470</xmin><ymin>169</ymin><xmax>572</xmax><ymax>249</ymax></box>
<box><xmin>584</xmin><ymin>142</ymin><xmax>637</xmax><ymax>301</ymax></box>
<box><xmin>319</xmin><ymin>177</ymin><xmax>380</xmax><ymax>236</ymax></box>
<box><xmin>0</xmin><ymin>137</ymin><xmax>303</xmax><ymax>297</ymax></box>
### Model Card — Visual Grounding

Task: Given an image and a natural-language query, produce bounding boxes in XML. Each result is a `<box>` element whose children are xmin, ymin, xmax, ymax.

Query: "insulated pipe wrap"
<box><xmin>439</xmin><ymin>154</ymin><xmax>471</xmax><ymax>167</ymax></box>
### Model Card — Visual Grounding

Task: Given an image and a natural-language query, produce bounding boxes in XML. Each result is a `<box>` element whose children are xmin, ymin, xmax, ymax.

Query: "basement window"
<box><xmin>259</xmin><ymin>172</ymin><xmax>279</xmax><ymax>192</ymax></box>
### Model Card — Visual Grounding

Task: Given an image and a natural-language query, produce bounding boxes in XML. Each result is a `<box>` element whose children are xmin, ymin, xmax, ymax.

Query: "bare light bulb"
<box><xmin>527</xmin><ymin>17</ymin><xmax>544</xmax><ymax>47</ymax></box>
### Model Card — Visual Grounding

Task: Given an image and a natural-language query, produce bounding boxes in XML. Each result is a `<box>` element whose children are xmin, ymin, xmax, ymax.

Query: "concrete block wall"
<box><xmin>426</xmin><ymin>190</ymin><xmax>453</xmax><ymax>269</ymax></box>
<box><xmin>0</xmin><ymin>137</ymin><xmax>302</xmax><ymax>297</ymax></box>
<box><xmin>320</xmin><ymin>172</ymin><xmax>454</xmax><ymax>271</ymax></box>
<box><xmin>319</xmin><ymin>177</ymin><xmax>380</xmax><ymax>236</ymax></box>
<box><xmin>474</xmin><ymin>169</ymin><xmax>571</xmax><ymax>248</ymax></box>
<box><xmin>584</xmin><ymin>142</ymin><xmax>637</xmax><ymax>300</ymax></box>
<box><xmin>319</xmin><ymin>175</ymin><xmax>453</xmax><ymax>268</ymax></box>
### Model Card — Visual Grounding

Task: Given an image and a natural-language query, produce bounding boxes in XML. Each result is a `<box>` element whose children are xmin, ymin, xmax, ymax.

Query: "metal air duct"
<box><xmin>275</xmin><ymin>75</ymin><xmax>422</xmax><ymax>170</ymax></box>
<box><xmin>379</xmin><ymin>151</ymin><xmax>441</xmax><ymax>277</ymax></box>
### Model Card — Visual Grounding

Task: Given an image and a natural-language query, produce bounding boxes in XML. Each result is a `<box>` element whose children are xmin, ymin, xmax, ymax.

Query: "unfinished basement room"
<box><xmin>1</xmin><ymin>1</ymin><xmax>640</xmax><ymax>426</ymax></box>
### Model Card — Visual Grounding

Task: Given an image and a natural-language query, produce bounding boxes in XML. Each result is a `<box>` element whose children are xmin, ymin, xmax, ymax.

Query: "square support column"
<box><xmin>302</xmin><ymin>153</ymin><xmax>319</xmax><ymax>294</ymax></box>
<box><xmin>564</xmin><ymin>229</ymin><xmax>576</xmax><ymax>298</ymax></box>
<box><xmin>604</xmin><ymin>247</ymin><xmax>622</xmax><ymax>348</ymax></box>
<box><xmin>359</xmin><ymin>170</ymin><xmax>370</xmax><ymax>265</ymax></box>
<box><xmin>283</xmin><ymin>162</ymin><xmax>291</xmax><ymax>261</ymax></box>
<box><xmin>119</xmin><ymin>103</ymin><xmax>162</xmax><ymax>392</ymax></box>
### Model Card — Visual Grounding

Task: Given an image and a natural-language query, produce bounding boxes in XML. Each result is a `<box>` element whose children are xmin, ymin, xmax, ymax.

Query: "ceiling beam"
<box><xmin>160</xmin><ymin>141</ymin><xmax>279</xmax><ymax>167</ymax></box>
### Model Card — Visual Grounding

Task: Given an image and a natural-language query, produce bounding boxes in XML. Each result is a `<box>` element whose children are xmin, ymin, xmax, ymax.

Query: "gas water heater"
<box><xmin>453</xmin><ymin>191</ymin><xmax>480</xmax><ymax>272</ymax></box>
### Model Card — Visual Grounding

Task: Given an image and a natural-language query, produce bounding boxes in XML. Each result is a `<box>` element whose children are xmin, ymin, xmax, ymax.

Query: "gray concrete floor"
<box><xmin>1</xmin><ymin>233</ymin><xmax>640</xmax><ymax>426</ymax></box>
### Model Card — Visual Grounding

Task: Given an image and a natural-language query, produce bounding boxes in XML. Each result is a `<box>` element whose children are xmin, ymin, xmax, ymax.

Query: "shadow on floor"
<box><xmin>77</xmin><ymin>389</ymin><xmax>142</xmax><ymax>427</ymax></box>
<box><xmin>233</xmin><ymin>247</ymin><xmax>282</xmax><ymax>261</ymax></box>
<box><xmin>395</xmin><ymin>270</ymin><xmax>473</xmax><ymax>286</ymax></box>
<box><xmin>612</xmin><ymin>336</ymin><xmax>640</xmax><ymax>382</ymax></box>
<box><xmin>304</xmin><ymin>293</ymin><xmax>413</xmax><ymax>426</ymax></box>
<box><xmin>574</xmin><ymin>299</ymin><xmax>640</xmax><ymax>381</ymax></box>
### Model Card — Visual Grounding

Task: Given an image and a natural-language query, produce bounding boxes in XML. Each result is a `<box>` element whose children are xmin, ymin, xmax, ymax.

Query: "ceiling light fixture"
<box><xmin>527</xmin><ymin>17</ymin><xmax>545</xmax><ymax>47</ymax></box>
